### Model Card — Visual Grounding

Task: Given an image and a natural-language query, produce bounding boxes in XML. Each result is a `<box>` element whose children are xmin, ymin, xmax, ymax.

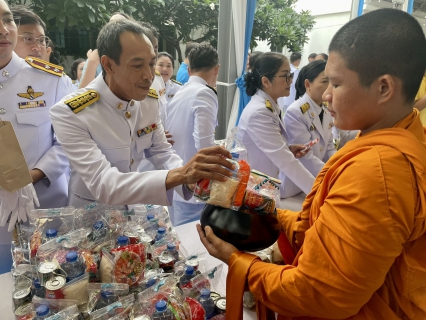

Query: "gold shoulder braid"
<box><xmin>265</xmin><ymin>100</ymin><xmax>273</xmax><ymax>113</ymax></box>
<box><xmin>300</xmin><ymin>103</ymin><xmax>310</xmax><ymax>114</ymax></box>
<box><xmin>155</xmin><ymin>70</ymin><xmax>161</xmax><ymax>76</ymax></box>
<box><xmin>171</xmin><ymin>79</ymin><xmax>182</xmax><ymax>85</ymax></box>
<box><xmin>65</xmin><ymin>90</ymin><xmax>99</xmax><ymax>114</ymax></box>
<box><xmin>25</xmin><ymin>57</ymin><xmax>64</xmax><ymax>77</ymax></box>
<box><xmin>148</xmin><ymin>88</ymin><xmax>159</xmax><ymax>99</ymax></box>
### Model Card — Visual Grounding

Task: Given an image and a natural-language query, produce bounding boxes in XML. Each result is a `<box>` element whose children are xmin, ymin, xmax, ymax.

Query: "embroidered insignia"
<box><xmin>17</xmin><ymin>86</ymin><xmax>44</xmax><ymax>100</ymax></box>
<box><xmin>265</xmin><ymin>100</ymin><xmax>273</xmax><ymax>113</ymax></box>
<box><xmin>25</xmin><ymin>57</ymin><xmax>64</xmax><ymax>77</ymax></box>
<box><xmin>300</xmin><ymin>103</ymin><xmax>310</xmax><ymax>114</ymax></box>
<box><xmin>137</xmin><ymin>123</ymin><xmax>158</xmax><ymax>137</ymax></box>
<box><xmin>328</xmin><ymin>122</ymin><xmax>334</xmax><ymax>129</ymax></box>
<box><xmin>148</xmin><ymin>88</ymin><xmax>159</xmax><ymax>99</ymax></box>
<box><xmin>171</xmin><ymin>79</ymin><xmax>182</xmax><ymax>85</ymax></box>
<box><xmin>64</xmin><ymin>90</ymin><xmax>99</xmax><ymax>114</ymax></box>
<box><xmin>206</xmin><ymin>84</ymin><xmax>217</xmax><ymax>95</ymax></box>
<box><xmin>2</xmin><ymin>69</ymin><xmax>9</xmax><ymax>78</ymax></box>
<box><xmin>19</xmin><ymin>100</ymin><xmax>46</xmax><ymax>109</ymax></box>
<box><xmin>159</xmin><ymin>88</ymin><xmax>166</xmax><ymax>96</ymax></box>
<box><xmin>323</xmin><ymin>101</ymin><xmax>329</xmax><ymax>107</ymax></box>
<box><xmin>155</xmin><ymin>70</ymin><xmax>161</xmax><ymax>76</ymax></box>
<box><xmin>309</xmin><ymin>124</ymin><xmax>316</xmax><ymax>131</ymax></box>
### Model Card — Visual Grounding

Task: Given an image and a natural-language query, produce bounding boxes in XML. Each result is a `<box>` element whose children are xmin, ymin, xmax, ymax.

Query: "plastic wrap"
<box><xmin>86</xmin><ymin>283</ymin><xmax>129</xmax><ymax>314</ymax></box>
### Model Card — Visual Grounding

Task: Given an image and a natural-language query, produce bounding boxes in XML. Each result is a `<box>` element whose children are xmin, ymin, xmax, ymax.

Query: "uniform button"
<box><xmin>2</xmin><ymin>69</ymin><xmax>9</xmax><ymax>78</ymax></box>
<box><xmin>131</xmin><ymin>159</ymin><xmax>134</xmax><ymax>165</ymax></box>
<box><xmin>125</xmin><ymin>111</ymin><xmax>131</xmax><ymax>119</ymax></box>
<box><xmin>130</xmin><ymin>100</ymin><xmax>135</xmax><ymax>106</ymax></box>
<box><xmin>310</xmin><ymin>112</ymin><xmax>315</xmax><ymax>117</ymax></box>
<box><xmin>0</xmin><ymin>108</ymin><xmax>5</xmax><ymax>114</ymax></box>
<box><xmin>117</xmin><ymin>103</ymin><xmax>123</xmax><ymax>109</ymax></box>
<box><xmin>320</xmin><ymin>147</ymin><xmax>324</xmax><ymax>151</ymax></box>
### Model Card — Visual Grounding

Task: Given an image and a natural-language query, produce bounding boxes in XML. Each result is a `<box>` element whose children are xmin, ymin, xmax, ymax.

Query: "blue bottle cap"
<box><xmin>231</xmin><ymin>152</ymin><xmax>240</xmax><ymax>159</ymax></box>
<box><xmin>93</xmin><ymin>221</ymin><xmax>104</xmax><ymax>230</ymax></box>
<box><xmin>45</xmin><ymin>229</ymin><xmax>57</xmax><ymax>238</ymax></box>
<box><xmin>157</xmin><ymin>227</ymin><xmax>166</xmax><ymax>235</ymax></box>
<box><xmin>155</xmin><ymin>299</ymin><xmax>167</xmax><ymax>312</ymax></box>
<box><xmin>147</xmin><ymin>214</ymin><xmax>155</xmax><ymax>220</ymax></box>
<box><xmin>167</xmin><ymin>243</ymin><xmax>176</xmax><ymax>251</ymax></box>
<box><xmin>36</xmin><ymin>304</ymin><xmax>50</xmax><ymax>317</ymax></box>
<box><xmin>117</xmin><ymin>236</ymin><xmax>129</xmax><ymax>246</ymax></box>
<box><xmin>200</xmin><ymin>288</ymin><xmax>211</xmax><ymax>298</ymax></box>
<box><xmin>101</xmin><ymin>291</ymin><xmax>114</xmax><ymax>299</ymax></box>
<box><xmin>185</xmin><ymin>265</ymin><xmax>194</xmax><ymax>275</ymax></box>
<box><xmin>33</xmin><ymin>278</ymin><xmax>41</xmax><ymax>288</ymax></box>
<box><xmin>66</xmin><ymin>251</ymin><xmax>78</xmax><ymax>263</ymax></box>
<box><xmin>146</xmin><ymin>278</ymin><xmax>157</xmax><ymax>288</ymax></box>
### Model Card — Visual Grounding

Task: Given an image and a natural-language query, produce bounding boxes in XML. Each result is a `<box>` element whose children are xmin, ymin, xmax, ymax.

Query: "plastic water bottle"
<box><xmin>62</xmin><ymin>251</ymin><xmax>85</xmax><ymax>281</ymax></box>
<box><xmin>152</xmin><ymin>300</ymin><xmax>174</xmax><ymax>320</ymax></box>
<box><xmin>166</xmin><ymin>243</ymin><xmax>179</xmax><ymax>262</ymax></box>
<box><xmin>146</xmin><ymin>277</ymin><xmax>157</xmax><ymax>289</ymax></box>
<box><xmin>147</xmin><ymin>213</ymin><xmax>155</xmax><ymax>221</ymax></box>
<box><xmin>34</xmin><ymin>304</ymin><xmax>52</xmax><ymax>319</ymax></box>
<box><xmin>31</xmin><ymin>278</ymin><xmax>45</xmax><ymax>298</ymax></box>
<box><xmin>45</xmin><ymin>228</ymin><xmax>57</xmax><ymax>240</ymax></box>
<box><xmin>116</xmin><ymin>235</ymin><xmax>129</xmax><ymax>248</ymax></box>
<box><xmin>179</xmin><ymin>265</ymin><xmax>196</xmax><ymax>287</ymax></box>
<box><xmin>198</xmin><ymin>288</ymin><xmax>215</xmax><ymax>319</ymax></box>
<box><xmin>95</xmin><ymin>291</ymin><xmax>118</xmax><ymax>310</ymax></box>
<box><xmin>93</xmin><ymin>221</ymin><xmax>107</xmax><ymax>239</ymax></box>
<box><xmin>155</xmin><ymin>227</ymin><xmax>166</xmax><ymax>242</ymax></box>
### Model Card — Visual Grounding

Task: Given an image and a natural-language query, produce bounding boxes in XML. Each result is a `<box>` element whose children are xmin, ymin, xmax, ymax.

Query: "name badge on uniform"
<box><xmin>19</xmin><ymin>100</ymin><xmax>46</xmax><ymax>109</ymax></box>
<box><xmin>137</xmin><ymin>123</ymin><xmax>157</xmax><ymax>137</ymax></box>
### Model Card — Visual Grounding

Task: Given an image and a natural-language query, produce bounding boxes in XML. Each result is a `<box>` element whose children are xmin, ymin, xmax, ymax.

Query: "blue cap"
<box><xmin>66</xmin><ymin>251</ymin><xmax>78</xmax><ymax>263</ymax></box>
<box><xmin>167</xmin><ymin>243</ymin><xmax>176</xmax><ymax>251</ymax></box>
<box><xmin>147</xmin><ymin>214</ymin><xmax>155</xmax><ymax>220</ymax></box>
<box><xmin>93</xmin><ymin>221</ymin><xmax>104</xmax><ymax>230</ymax></box>
<box><xmin>200</xmin><ymin>288</ymin><xmax>211</xmax><ymax>298</ymax></box>
<box><xmin>185</xmin><ymin>265</ymin><xmax>194</xmax><ymax>275</ymax></box>
<box><xmin>117</xmin><ymin>236</ymin><xmax>129</xmax><ymax>246</ymax></box>
<box><xmin>36</xmin><ymin>304</ymin><xmax>50</xmax><ymax>317</ymax></box>
<box><xmin>45</xmin><ymin>229</ymin><xmax>57</xmax><ymax>238</ymax></box>
<box><xmin>231</xmin><ymin>152</ymin><xmax>240</xmax><ymax>159</ymax></box>
<box><xmin>155</xmin><ymin>300</ymin><xmax>167</xmax><ymax>312</ymax></box>
<box><xmin>33</xmin><ymin>278</ymin><xmax>41</xmax><ymax>288</ymax></box>
<box><xmin>157</xmin><ymin>227</ymin><xmax>166</xmax><ymax>235</ymax></box>
<box><xmin>101</xmin><ymin>291</ymin><xmax>114</xmax><ymax>299</ymax></box>
<box><xmin>146</xmin><ymin>278</ymin><xmax>156</xmax><ymax>288</ymax></box>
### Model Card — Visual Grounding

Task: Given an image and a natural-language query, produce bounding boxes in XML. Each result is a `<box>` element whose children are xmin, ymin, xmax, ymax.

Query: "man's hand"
<box><xmin>165</xmin><ymin>130</ymin><xmax>175</xmax><ymax>146</ymax></box>
<box><xmin>289</xmin><ymin>144</ymin><xmax>309</xmax><ymax>158</ymax></box>
<box><xmin>196</xmin><ymin>224</ymin><xmax>238</xmax><ymax>264</ymax></box>
<box><xmin>165</xmin><ymin>146</ymin><xmax>234</xmax><ymax>190</ymax></box>
<box><xmin>86</xmin><ymin>49</ymin><xmax>100</xmax><ymax>64</ymax></box>
<box><xmin>30</xmin><ymin>169</ymin><xmax>45</xmax><ymax>184</ymax></box>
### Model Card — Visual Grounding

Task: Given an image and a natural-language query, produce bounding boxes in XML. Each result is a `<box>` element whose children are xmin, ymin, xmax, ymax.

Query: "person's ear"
<box><xmin>101</xmin><ymin>55</ymin><xmax>114</xmax><ymax>75</ymax></box>
<box><xmin>376</xmin><ymin>74</ymin><xmax>395</xmax><ymax>104</ymax></box>
<box><xmin>304</xmin><ymin>79</ymin><xmax>310</xmax><ymax>91</ymax></box>
<box><xmin>214</xmin><ymin>64</ymin><xmax>220</xmax><ymax>75</ymax></box>
<box><xmin>261</xmin><ymin>76</ymin><xmax>271</xmax><ymax>88</ymax></box>
<box><xmin>188</xmin><ymin>67</ymin><xmax>192</xmax><ymax>76</ymax></box>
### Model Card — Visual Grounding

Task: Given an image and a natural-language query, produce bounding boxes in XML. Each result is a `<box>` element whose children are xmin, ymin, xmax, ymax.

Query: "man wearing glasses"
<box><xmin>0</xmin><ymin>1</ymin><xmax>71</xmax><ymax>272</ymax></box>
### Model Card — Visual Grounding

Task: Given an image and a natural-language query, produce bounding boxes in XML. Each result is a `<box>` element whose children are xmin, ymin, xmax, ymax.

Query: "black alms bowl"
<box><xmin>200</xmin><ymin>204</ymin><xmax>280</xmax><ymax>252</ymax></box>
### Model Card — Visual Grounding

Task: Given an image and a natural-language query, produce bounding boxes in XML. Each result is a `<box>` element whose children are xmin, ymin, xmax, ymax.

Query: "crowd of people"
<box><xmin>0</xmin><ymin>0</ymin><xmax>425</xmax><ymax>318</ymax></box>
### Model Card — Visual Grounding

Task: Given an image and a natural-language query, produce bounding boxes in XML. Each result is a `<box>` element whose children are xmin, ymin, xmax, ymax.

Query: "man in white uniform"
<box><xmin>0</xmin><ymin>1</ymin><xmax>71</xmax><ymax>273</ymax></box>
<box><xmin>50</xmin><ymin>20</ymin><xmax>234</xmax><ymax>209</ymax></box>
<box><xmin>166</xmin><ymin>43</ymin><xmax>220</xmax><ymax>226</ymax></box>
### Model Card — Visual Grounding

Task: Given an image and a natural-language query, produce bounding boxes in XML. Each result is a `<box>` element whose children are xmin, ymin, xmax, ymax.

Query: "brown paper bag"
<box><xmin>0</xmin><ymin>118</ymin><xmax>32</xmax><ymax>192</ymax></box>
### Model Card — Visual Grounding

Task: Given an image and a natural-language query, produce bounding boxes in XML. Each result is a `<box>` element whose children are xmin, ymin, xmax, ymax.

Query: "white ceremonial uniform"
<box><xmin>236</xmin><ymin>89</ymin><xmax>315</xmax><ymax>198</ymax></box>
<box><xmin>165</xmin><ymin>79</ymin><xmax>182</xmax><ymax>105</ymax></box>
<box><xmin>50</xmin><ymin>74</ymin><xmax>191</xmax><ymax>208</ymax></box>
<box><xmin>278</xmin><ymin>63</ymin><xmax>299</xmax><ymax>113</ymax></box>
<box><xmin>283</xmin><ymin>93</ymin><xmax>336</xmax><ymax>196</ymax></box>
<box><xmin>0</xmin><ymin>53</ymin><xmax>71</xmax><ymax>273</ymax></box>
<box><xmin>166</xmin><ymin>76</ymin><xmax>218</xmax><ymax>226</ymax></box>
<box><xmin>152</xmin><ymin>71</ymin><xmax>168</xmax><ymax>126</ymax></box>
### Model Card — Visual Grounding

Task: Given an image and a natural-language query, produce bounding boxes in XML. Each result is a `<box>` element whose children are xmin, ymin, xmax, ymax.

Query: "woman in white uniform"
<box><xmin>283</xmin><ymin>60</ymin><xmax>336</xmax><ymax>196</ymax></box>
<box><xmin>237</xmin><ymin>52</ymin><xmax>316</xmax><ymax>198</ymax></box>
<box><xmin>155</xmin><ymin>52</ymin><xmax>182</xmax><ymax>105</ymax></box>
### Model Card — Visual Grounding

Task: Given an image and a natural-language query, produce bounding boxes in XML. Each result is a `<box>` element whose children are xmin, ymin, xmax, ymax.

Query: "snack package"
<box><xmin>45</xmin><ymin>305</ymin><xmax>83</xmax><ymax>320</ymax></box>
<box><xmin>86</xmin><ymin>283</ymin><xmax>129</xmax><ymax>314</ymax></box>
<box><xmin>89</xmin><ymin>294</ymin><xmax>134</xmax><ymax>320</ymax></box>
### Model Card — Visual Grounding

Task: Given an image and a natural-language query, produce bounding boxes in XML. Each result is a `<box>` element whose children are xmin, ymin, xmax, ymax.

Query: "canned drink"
<box><xmin>215</xmin><ymin>297</ymin><xmax>226</xmax><ymax>314</ymax></box>
<box><xmin>45</xmin><ymin>275</ymin><xmax>66</xmax><ymax>299</ymax></box>
<box><xmin>14</xmin><ymin>303</ymin><xmax>33</xmax><ymax>319</ymax></box>
<box><xmin>12</xmin><ymin>287</ymin><xmax>31</xmax><ymax>310</ymax></box>
<box><xmin>37</xmin><ymin>261</ymin><xmax>58</xmax><ymax>286</ymax></box>
<box><xmin>210</xmin><ymin>291</ymin><xmax>221</xmax><ymax>302</ymax></box>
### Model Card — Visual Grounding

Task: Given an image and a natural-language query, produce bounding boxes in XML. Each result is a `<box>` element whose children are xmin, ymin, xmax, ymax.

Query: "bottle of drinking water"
<box><xmin>62</xmin><ymin>251</ymin><xmax>85</xmax><ymax>281</ymax></box>
<box><xmin>116</xmin><ymin>235</ymin><xmax>129</xmax><ymax>248</ymax></box>
<box><xmin>198</xmin><ymin>288</ymin><xmax>215</xmax><ymax>319</ymax></box>
<box><xmin>152</xmin><ymin>300</ymin><xmax>174</xmax><ymax>320</ymax></box>
<box><xmin>34</xmin><ymin>304</ymin><xmax>52</xmax><ymax>319</ymax></box>
<box><xmin>154</xmin><ymin>227</ymin><xmax>167</xmax><ymax>242</ymax></box>
<box><xmin>179</xmin><ymin>265</ymin><xmax>196</xmax><ymax>287</ymax></box>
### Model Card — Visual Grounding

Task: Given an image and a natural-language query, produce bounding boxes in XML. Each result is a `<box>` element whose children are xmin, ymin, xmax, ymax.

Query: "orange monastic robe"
<box><xmin>227</xmin><ymin>110</ymin><xmax>426</xmax><ymax>320</ymax></box>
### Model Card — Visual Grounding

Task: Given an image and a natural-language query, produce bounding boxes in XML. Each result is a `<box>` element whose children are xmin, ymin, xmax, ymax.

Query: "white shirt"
<box><xmin>152</xmin><ymin>73</ymin><xmax>168</xmax><ymax>127</ymax></box>
<box><xmin>236</xmin><ymin>89</ymin><xmax>315</xmax><ymax>198</ymax></box>
<box><xmin>166</xmin><ymin>76</ymin><xmax>218</xmax><ymax>204</ymax></box>
<box><xmin>165</xmin><ymin>79</ymin><xmax>182</xmax><ymax>105</ymax></box>
<box><xmin>50</xmin><ymin>75</ymin><xmax>191</xmax><ymax>208</ymax></box>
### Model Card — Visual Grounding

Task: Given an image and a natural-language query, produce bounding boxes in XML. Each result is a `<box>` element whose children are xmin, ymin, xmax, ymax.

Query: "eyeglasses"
<box><xmin>1</xmin><ymin>16</ymin><xmax>20</xmax><ymax>30</ymax></box>
<box><xmin>274</xmin><ymin>72</ymin><xmax>294</xmax><ymax>83</ymax></box>
<box><xmin>18</xmin><ymin>33</ymin><xmax>50</xmax><ymax>47</ymax></box>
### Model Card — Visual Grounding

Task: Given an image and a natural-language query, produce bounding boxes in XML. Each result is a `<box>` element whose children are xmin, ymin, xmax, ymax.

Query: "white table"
<box><xmin>0</xmin><ymin>194</ymin><xmax>305</xmax><ymax>319</ymax></box>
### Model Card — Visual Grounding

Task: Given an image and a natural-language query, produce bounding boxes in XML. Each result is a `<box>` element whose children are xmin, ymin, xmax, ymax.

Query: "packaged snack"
<box><xmin>109</xmin><ymin>243</ymin><xmax>147</xmax><ymax>286</ymax></box>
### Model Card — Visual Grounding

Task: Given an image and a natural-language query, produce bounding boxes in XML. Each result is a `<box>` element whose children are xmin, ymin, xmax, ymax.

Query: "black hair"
<box><xmin>110</xmin><ymin>12</ymin><xmax>133</xmax><ymax>21</ymax></box>
<box><xmin>248</xmin><ymin>51</ymin><xmax>262</xmax><ymax>71</ymax></box>
<box><xmin>316</xmin><ymin>53</ymin><xmax>328</xmax><ymax>61</ymax></box>
<box><xmin>329</xmin><ymin>8</ymin><xmax>426</xmax><ymax>103</ymax></box>
<box><xmin>295</xmin><ymin>60</ymin><xmax>327</xmax><ymax>99</ymax></box>
<box><xmin>188</xmin><ymin>42</ymin><xmax>218</xmax><ymax>72</ymax></box>
<box><xmin>10</xmin><ymin>5</ymin><xmax>46</xmax><ymax>31</ymax></box>
<box><xmin>158</xmin><ymin>52</ymin><xmax>174</xmax><ymax>69</ymax></box>
<box><xmin>290</xmin><ymin>52</ymin><xmax>302</xmax><ymax>64</ymax></box>
<box><xmin>97</xmin><ymin>20</ymin><xmax>147</xmax><ymax>75</ymax></box>
<box><xmin>70</xmin><ymin>58</ymin><xmax>85</xmax><ymax>80</ymax></box>
<box><xmin>244</xmin><ymin>52</ymin><xmax>287</xmax><ymax>97</ymax></box>
<box><xmin>184</xmin><ymin>42</ymin><xmax>198</xmax><ymax>58</ymax></box>
<box><xmin>308</xmin><ymin>53</ymin><xmax>317</xmax><ymax>59</ymax></box>
<box><xmin>138</xmin><ymin>21</ymin><xmax>158</xmax><ymax>39</ymax></box>
<box><xmin>46</xmin><ymin>38</ymin><xmax>60</xmax><ymax>65</ymax></box>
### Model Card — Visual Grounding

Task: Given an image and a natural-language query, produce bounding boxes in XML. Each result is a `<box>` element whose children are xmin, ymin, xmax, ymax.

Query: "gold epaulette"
<box><xmin>265</xmin><ymin>100</ymin><xmax>273</xmax><ymax>113</ymax></box>
<box><xmin>25</xmin><ymin>57</ymin><xmax>64</xmax><ymax>77</ymax></box>
<box><xmin>171</xmin><ymin>79</ymin><xmax>182</xmax><ymax>85</ymax></box>
<box><xmin>300</xmin><ymin>103</ymin><xmax>310</xmax><ymax>114</ymax></box>
<box><xmin>64</xmin><ymin>90</ymin><xmax>99</xmax><ymax>114</ymax></box>
<box><xmin>148</xmin><ymin>88</ymin><xmax>159</xmax><ymax>99</ymax></box>
<box><xmin>155</xmin><ymin>70</ymin><xmax>161</xmax><ymax>76</ymax></box>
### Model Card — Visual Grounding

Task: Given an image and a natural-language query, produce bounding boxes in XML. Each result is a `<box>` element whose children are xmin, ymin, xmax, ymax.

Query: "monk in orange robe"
<box><xmin>197</xmin><ymin>8</ymin><xmax>426</xmax><ymax>320</ymax></box>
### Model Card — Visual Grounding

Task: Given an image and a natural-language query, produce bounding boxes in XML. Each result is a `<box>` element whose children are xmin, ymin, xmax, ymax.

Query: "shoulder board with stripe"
<box><xmin>300</xmin><ymin>103</ymin><xmax>310</xmax><ymax>114</ymax></box>
<box><xmin>25</xmin><ymin>57</ymin><xmax>64</xmax><ymax>77</ymax></box>
<box><xmin>148</xmin><ymin>88</ymin><xmax>159</xmax><ymax>99</ymax></box>
<box><xmin>206</xmin><ymin>84</ymin><xmax>217</xmax><ymax>95</ymax></box>
<box><xmin>155</xmin><ymin>70</ymin><xmax>161</xmax><ymax>76</ymax></box>
<box><xmin>64</xmin><ymin>90</ymin><xmax>100</xmax><ymax>114</ymax></box>
<box><xmin>171</xmin><ymin>79</ymin><xmax>182</xmax><ymax>85</ymax></box>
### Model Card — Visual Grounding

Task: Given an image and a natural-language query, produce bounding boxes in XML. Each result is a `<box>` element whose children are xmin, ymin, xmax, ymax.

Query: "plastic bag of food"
<box><xmin>247</xmin><ymin>169</ymin><xmax>281</xmax><ymax>206</ymax></box>
<box><xmin>86</xmin><ymin>283</ymin><xmax>129</xmax><ymax>314</ymax></box>
<box><xmin>179</xmin><ymin>264</ymin><xmax>223</xmax><ymax>299</ymax></box>
<box><xmin>31</xmin><ymin>296</ymin><xmax>79</xmax><ymax>316</ymax></box>
<box><xmin>89</xmin><ymin>294</ymin><xmax>134</xmax><ymax>320</ymax></box>
<box><xmin>45</xmin><ymin>273</ymin><xmax>89</xmax><ymax>306</ymax></box>
<box><xmin>45</xmin><ymin>305</ymin><xmax>82</xmax><ymax>320</ymax></box>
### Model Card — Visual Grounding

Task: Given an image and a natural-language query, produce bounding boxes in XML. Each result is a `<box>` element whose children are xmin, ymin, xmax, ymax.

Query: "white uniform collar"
<box><xmin>92</xmin><ymin>74</ymin><xmax>136</xmax><ymax>111</ymax></box>
<box><xmin>187</xmin><ymin>75</ymin><xmax>208</xmax><ymax>86</ymax></box>
<box><xmin>304</xmin><ymin>93</ymin><xmax>323</xmax><ymax>113</ymax></box>
<box><xmin>0</xmin><ymin>52</ymin><xmax>22</xmax><ymax>82</ymax></box>
<box><xmin>257</xmin><ymin>89</ymin><xmax>280</xmax><ymax>114</ymax></box>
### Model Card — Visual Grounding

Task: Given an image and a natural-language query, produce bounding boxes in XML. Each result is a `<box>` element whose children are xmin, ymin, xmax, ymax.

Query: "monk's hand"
<box><xmin>196</xmin><ymin>224</ymin><xmax>238</xmax><ymax>264</ymax></box>
<box><xmin>289</xmin><ymin>144</ymin><xmax>309</xmax><ymax>158</ymax></box>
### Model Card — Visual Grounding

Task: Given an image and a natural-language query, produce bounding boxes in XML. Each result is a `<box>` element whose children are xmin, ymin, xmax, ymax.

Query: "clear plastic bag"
<box><xmin>87</xmin><ymin>283</ymin><xmax>129</xmax><ymax>314</ymax></box>
<box><xmin>179</xmin><ymin>264</ymin><xmax>223</xmax><ymax>299</ymax></box>
<box><xmin>45</xmin><ymin>305</ymin><xmax>82</xmax><ymax>320</ymax></box>
<box><xmin>89</xmin><ymin>294</ymin><xmax>135</xmax><ymax>320</ymax></box>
